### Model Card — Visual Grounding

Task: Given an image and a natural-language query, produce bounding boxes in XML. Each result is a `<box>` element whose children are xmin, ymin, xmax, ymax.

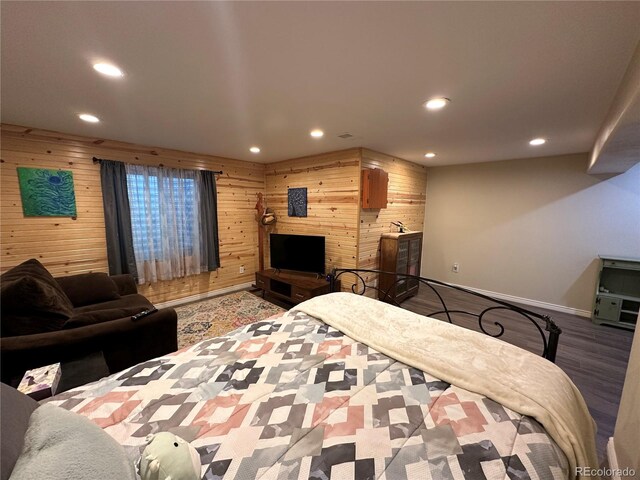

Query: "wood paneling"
<box><xmin>1</xmin><ymin>126</ymin><xmax>426</xmax><ymax>305</ymax></box>
<box><xmin>264</xmin><ymin>148</ymin><xmax>361</xmax><ymax>276</ymax></box>
<box><xmin>264</xmin><ymin>148</ymin><xmax>427</xmax><ymax>296</ymax></box>
<box><xmin>0</xmin><ymin>124</ymin><xmax>265</xmax><ymax>304</ymax></box>
<box><xmin>357</xmin><ymin>149</ymin><xmax>428</xmax><ymax>295</ymax></box>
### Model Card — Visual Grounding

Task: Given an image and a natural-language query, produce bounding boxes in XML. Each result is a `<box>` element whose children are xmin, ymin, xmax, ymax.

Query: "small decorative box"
<box><xmin>18</xmin><ymin>363</ymin><xmax>62</xmax><ymax>401</ymax></box>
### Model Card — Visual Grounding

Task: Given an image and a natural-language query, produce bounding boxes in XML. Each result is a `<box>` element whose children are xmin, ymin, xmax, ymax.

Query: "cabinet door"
<box><xmin>406</xmin><ymin>238</ymin><xmax>420</xmax><ymax>289</ymax></box>
<box><xmin>595</xmin><ymin>295</ymin><xmax>621</xmax><ymax>322</ymax></box>
<box><xmin>396</xmin><ymin>240</ymin><xmax>409</xmax><ymax>295</ymax></box>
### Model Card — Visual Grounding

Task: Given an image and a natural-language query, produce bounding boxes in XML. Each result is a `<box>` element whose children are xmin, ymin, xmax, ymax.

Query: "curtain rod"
<box><xmin>92</xmin><ymin>157</ymin><xmax>223</xmax><ymax>175</ymax></box>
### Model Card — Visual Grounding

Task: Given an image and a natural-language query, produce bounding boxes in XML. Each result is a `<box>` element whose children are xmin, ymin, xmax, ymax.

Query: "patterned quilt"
<box><xmin>48</xmin><ymin>309</ymin><xmax>569</xmax><ymax>480</ymax></box>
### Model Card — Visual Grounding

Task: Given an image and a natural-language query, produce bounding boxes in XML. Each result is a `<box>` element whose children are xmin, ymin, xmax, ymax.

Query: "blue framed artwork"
<box><xmin>288</xmin><ymin>187</ymin><xmax>307</xmax><ymax>217</ymax></box>
<box><xmin>17</xmin><ymin>167</ymin><xmax>77</xmax><ymax>217</ymax></box>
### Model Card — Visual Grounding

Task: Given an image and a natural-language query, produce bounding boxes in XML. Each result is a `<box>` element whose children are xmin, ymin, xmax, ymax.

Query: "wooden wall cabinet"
<box><xmin>378</xmin><ymin>231</ymin><xmax>423</xmax><ymax>303</ymax></box>
<box><xmin>592</xmin><ymin>256</ymin><xmax>639</xmax><ymax>330</ymax></box>
<box><xmin>361</xmin><ymin>168</ymin><xmax>388</xmax><ymax>209</ymax></box>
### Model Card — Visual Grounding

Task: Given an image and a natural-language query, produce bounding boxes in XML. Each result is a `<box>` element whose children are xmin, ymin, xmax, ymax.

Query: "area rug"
<box><xmin>175</xmin><ymin>290</ymin><xmax>285</xmax><ymax>348</ymax></box>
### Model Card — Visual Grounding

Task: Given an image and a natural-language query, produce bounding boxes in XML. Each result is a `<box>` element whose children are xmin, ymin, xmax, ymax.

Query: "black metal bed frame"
<box><xmin>327</xmin><ymin>268</ymin><xmax>562</xmax><ymax>363</ymax></box>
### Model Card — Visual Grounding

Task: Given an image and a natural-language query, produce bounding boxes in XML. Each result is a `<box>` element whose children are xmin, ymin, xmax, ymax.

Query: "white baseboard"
<box><xmin>154</xmin><ymin>282</ymin><xmax>254</xmax><ymax>309</ymax></box>
<box><xmin>607</xmin><ymin>437</ymin><xmax>621</xmax><ymax>480</ymax></box>
<box><xmin>445</xmin><ymin>282</ymin><xmax>592</xmax><ymax>318</ymax></box>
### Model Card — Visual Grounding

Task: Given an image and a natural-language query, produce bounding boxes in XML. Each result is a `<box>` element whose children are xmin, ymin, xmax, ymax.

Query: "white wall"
<box><xmin>589</xmin><ymin>41</ymin><xmax>640</xmax><ymax>174</ymax></box>
<box><xmin>422</xmin><ymin>153</ymin><xmax>640</xmax><ymax>313</ymax></box>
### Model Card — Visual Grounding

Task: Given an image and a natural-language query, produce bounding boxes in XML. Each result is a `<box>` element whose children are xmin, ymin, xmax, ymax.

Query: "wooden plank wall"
<box><xmin>1</xmin><ymin>126</ymin><xmax>426</xmax><ymax>304</ymax></box>
<box><xmin>358</xmin><ymin>149</ymin><xmax>428</xmax><ymax>295</ymax></box>
<box><xmin>264</xmin><ymin>149</ymin><xmax>361</xmax><ymax>289</ymax></box>
<box><xmin>0</xmin><ymin>124</ymin><xmax>265</xmax><ymax>304</ymax></box>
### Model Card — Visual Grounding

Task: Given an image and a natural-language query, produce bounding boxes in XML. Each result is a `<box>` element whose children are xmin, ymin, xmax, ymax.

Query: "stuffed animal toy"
<box><xmin>137</xmin><ymin>432</ymin><xmax>200</xmax><ymax>480</ymax></box>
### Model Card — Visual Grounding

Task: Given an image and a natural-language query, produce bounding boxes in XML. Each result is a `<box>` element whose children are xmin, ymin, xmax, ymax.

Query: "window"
<box><xmin>124</xmin><ymin>163</ymin><xmax>218</xmax><ymax>284</ymax></box>
<box><xmin>126</xmin><ymin>173</ymin><xmax>197</xmax><ymax>260</ymax></box>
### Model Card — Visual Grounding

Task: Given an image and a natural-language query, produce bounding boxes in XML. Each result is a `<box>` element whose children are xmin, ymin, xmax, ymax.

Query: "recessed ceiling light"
<box><xmin>310</xmin><ymin>129</ymin><xmax>324</xmax><ymax>138</ymax></box>
<box><xmin>529</xmin><ymin>138</ymin><xmax>546</xmax><ymax>146</ymax></box>
<box><xmin>424</xmin><ymin>98</ymin><xmax>450</xmax><ymax>110</ymax></box>
<box><xmin>424</xmin><ymin>152</ymin><xmax>436</xmax><ymax>158</ymax></box>
<box><xmin>93</xmin><ymin>63</ymin><xmax>124</xmax><ymax>77</ymax></box>
<box><xmin>78</xmin><ymin>113</ymin><xmax>100</xmax><ymax>123</ymax></box>
<box><xmin>249</xmin><ymin>146</ymin><xmax>261</xmax><ymax>154</ymax></box>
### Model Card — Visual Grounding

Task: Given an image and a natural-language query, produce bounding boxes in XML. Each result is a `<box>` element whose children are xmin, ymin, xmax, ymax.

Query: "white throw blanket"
<box><xmin>296</xmin><ymin>292</ymin><xmax>599</xmax><ymax>479</ymax></box>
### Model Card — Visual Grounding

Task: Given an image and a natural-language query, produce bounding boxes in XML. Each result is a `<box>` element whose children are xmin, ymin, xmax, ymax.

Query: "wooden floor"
<box><xmin>402</xmin><ymin>287</ymin><xmax>634</xmax><ymax>462</ymax></box>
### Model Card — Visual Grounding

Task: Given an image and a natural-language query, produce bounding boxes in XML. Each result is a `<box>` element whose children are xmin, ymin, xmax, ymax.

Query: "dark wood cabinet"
<box><xmin>361</xmin><ymin>168</ymin><xmax>388</xmax><ymax>209</ymax></box>
<box><xmin>255</xmin><ymin>270</ymin><xmax>334</xmax><ymax>304</ymax></box>
<box><xmin>378</xmin><ymin>232</ymin><xmax>423</xmax><ymax>303</ymax></box>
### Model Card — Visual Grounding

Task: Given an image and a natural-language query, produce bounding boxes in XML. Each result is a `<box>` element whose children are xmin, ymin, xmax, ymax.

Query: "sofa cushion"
<box><xmin>1</xmin><ymin>259</ymin><xmax>74</xmax><ymax>337</ymax></box>
<box><xmin>8</xmin><ymin>403</ymin><xmax>136</xmax><ymax>480</ymax></box>
<box><xmin>72</xmin><ymin>294</ymin><xmax>152</xmax><ymax>315</ymax></box>
<box><xmin>0</xmin><ymin>384</ymin><xmax>39</xmax><ymax>480</ymax></box>
<box><xmin>55</xmin><ymin>272</ymin><xmax>120</xmax><ymax>307</ymax></box>
<box><xmin>64</xmin><ymin>305</ymin><xmax>152</xmax><ymax>329</ymax></box>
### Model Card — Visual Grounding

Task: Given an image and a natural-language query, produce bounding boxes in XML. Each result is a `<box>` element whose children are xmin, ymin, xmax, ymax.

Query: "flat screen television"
<box><xmin>270</xmin><ymin>233</ymin><xmax>325</xmax><ymax>274</ymax></box>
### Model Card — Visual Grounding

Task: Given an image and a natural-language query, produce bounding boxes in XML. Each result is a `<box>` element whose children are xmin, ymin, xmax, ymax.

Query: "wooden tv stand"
<box><xmin>255</xmin><ymin>269</ymin><xmax>335</xmax><ymax>304</ymax></box>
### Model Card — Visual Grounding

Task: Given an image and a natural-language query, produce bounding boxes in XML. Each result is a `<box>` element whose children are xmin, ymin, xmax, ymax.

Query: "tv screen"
<box><xmin>270</xmin><ymin>233</ymin><xmax>325</xmax><ymax>274</ymax></box>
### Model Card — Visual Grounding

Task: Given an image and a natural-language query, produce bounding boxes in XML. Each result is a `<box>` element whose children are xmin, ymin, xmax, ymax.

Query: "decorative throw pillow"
<box><xmin>8</xmin><ymin>403</ymin><xmax>136</xmax><ymax>480</ymax></box>
<box><xmin>54</xmin><ymin>272</ymin><xmax>120</xmax><ymax>307</ymax></box>
<box><xmin>0</xmin><ymin>259</ymin><xmax>74</xmax><ymax>337</ymax></box>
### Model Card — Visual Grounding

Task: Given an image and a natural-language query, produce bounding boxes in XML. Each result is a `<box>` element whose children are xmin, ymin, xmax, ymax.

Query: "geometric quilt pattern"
<box><xmin>48</xmin><ymin>310</ymin><xmax>569</xmax><ymax>479</ymax></box>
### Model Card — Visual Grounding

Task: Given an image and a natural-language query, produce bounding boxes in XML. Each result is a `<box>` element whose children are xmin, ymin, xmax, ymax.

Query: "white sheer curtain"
<box><xmin>125</xmin><ymin>164</ymin><xmax>202</xmax><ymax>284</ymax></box>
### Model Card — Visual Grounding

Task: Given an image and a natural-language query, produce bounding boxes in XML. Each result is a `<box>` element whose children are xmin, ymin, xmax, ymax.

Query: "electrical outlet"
<box><xmin>452</xmin><ymin>263</ymin><xmax>460</xmax><ymax>273</ymax></box>
<box><xmin>239</xmin><ymin>266</ymin><xmax>245</xmax><ymax>274</ymax></box>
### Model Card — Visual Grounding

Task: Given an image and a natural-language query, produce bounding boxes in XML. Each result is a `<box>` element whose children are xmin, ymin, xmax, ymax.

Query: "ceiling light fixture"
<box><xmin>78</xmin><ymin>113</ymin><xmax>100</xmax><ymax>123</ymax></box>
<box><xmin>424</xmin><ymin>98</ymin><xmax>450</xmax><ymax>110</ymax></box>
<box><xmin>249</xmin><ymin>146</ymin><xmax>261</xmax><ymax>154</ymax></box>
<box><xmin>529</xmin><ymin>138</ymin><xmax>546</xmax><ymax>146</ymax></box>
<box><xmin>93</xmin><ymin>63</ymin><xmax>124</xmax><ymax>77</ymax></box>
<box><xmin>310</xmin><ymin>129</ymin><xmax>324</xmax><ymax>138</ymax></box>
<box><xmin>424</xmin><ymin>152</ymin><xmax>436</xmax><ymax>158</ymax></box>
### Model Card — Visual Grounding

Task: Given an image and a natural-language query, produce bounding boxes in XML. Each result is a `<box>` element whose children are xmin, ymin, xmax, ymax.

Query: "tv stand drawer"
<box><xmin>255</xmin><ymin>275</ymin><xmax>268</xmax><ymax>289</ymax></box>
<box><xmin>291</xmin><ymin>286</ymin><xmax>312</xmax><ymax>302</ymax></box>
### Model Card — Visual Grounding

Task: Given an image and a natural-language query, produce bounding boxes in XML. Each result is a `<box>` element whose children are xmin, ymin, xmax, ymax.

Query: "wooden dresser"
<box><xmin>378</xmin><ymin>231</ymin><xmax>423</xmax><ymax>303</ymax></box>
<box><xmin>255</xmin><ymin>269</ymin><xmax>334</xmax><ymax>304</ymax></box>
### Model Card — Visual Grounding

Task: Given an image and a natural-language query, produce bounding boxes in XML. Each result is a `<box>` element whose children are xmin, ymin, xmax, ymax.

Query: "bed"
<box><xmin>44</xmin><ymin>272</ymin><xmax>599</xmax><ymax>480</ymax></box>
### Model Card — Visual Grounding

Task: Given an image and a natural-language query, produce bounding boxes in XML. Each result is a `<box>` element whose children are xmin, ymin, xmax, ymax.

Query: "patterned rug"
<box><xmin>175</xmin><ymin>290</ymin><xmax>286</xmax><ymax>348</ymax></box>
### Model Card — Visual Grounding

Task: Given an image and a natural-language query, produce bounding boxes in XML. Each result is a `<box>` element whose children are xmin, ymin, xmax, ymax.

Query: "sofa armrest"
<box><xmin>1</xmin><ymin>308</ymin><xmax>178</xmax><ymax>385</ymax></box>
<box><xmin>110</xmin><ymin>274</ymin><xmax>138</xmax><ymax>296</ymax></box>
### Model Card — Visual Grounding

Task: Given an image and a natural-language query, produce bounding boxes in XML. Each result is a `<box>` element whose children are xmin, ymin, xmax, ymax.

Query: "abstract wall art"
<box><xmin>17</xmin><ymin>167</ymin><xmax>77</xmax><ymax>217</ymax></box>
<box><xmin>288</xmin><ymin>187</ymin><xmax>307</xmax><ymax>217</ymax></box>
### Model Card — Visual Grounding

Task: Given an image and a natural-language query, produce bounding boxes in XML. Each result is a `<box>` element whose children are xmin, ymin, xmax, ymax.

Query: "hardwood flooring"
<box><xmin>402</xmin><ymin>287</ymin><xmax>634</xmax><ymax>462</ymax></box>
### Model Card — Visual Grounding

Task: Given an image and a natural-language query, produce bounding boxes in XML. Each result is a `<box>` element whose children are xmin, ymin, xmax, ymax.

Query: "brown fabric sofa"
<box><xmin>1</xmin><ymin>259</ymin><xmax>178</xmax><ymax>386</ymax></box>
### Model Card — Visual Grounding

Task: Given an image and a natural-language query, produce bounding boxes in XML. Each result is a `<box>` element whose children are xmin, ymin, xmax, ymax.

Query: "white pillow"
<box><xmin>9</xmin><ymin>403</ymin><xmax>136</xmax><ymax>480</ymax></box>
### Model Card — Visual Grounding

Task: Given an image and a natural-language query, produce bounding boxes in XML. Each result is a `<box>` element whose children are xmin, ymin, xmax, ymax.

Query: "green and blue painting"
<box><xmin>17</xmin><ymin>167</ymin><xmax>77</xmax><ymax>217</ymax></box>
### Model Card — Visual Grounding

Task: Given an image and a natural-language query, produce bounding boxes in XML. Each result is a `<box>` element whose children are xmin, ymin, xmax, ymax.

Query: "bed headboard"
<box><xmin>328</xmin><ymin>269</ymin><xmax>562</xmax><ymax>363</ymax></box>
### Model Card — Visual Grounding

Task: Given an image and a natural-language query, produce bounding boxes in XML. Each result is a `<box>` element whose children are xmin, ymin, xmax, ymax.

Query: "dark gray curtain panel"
<box><xmin>199</xmin><ymin>170</ymin><xmax>220</xmax><ymax>271</ymax></box>
<box><xmin>99</xmin><ymin>160</ymin><xmax>138</xmax><ymax>278</ymax></box>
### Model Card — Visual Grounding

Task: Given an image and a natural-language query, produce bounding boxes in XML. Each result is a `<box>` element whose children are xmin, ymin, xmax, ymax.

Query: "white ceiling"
<box><xmin>2</xmin><ymin>1</ymin><xmax>639</xmax><ymax>166</ymax></box>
